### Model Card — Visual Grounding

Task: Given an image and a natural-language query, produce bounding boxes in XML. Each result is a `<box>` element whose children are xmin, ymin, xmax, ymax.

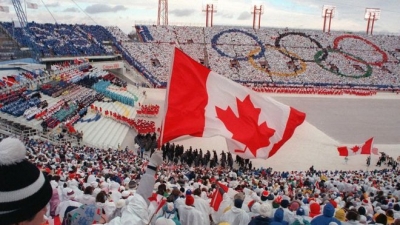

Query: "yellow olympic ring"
<box><xmin>248</xmin><ymin>46</ymin><xmax>307</xmax><ymax>77</ymax></box>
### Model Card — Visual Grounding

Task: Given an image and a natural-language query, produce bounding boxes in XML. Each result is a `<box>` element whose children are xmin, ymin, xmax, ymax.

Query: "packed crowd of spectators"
<box><xmin>2</xmin><ymin>134</ymin><xmax>400</xmax><ymax>225</ymax></box>
<box><xmin>2</xmin><ymin>21</ymin><xmax>399</xmax><ymax>91</ymax></box>
<box><xmin>0</xmin><ymin>22</ymin><xmax>113</xmax><ymax>57</ymax></box>
<box><xmin>106</xmin><ymin>26</ymin><xmax>131</xmax><ymax>43</ymax></box>
<box><xmin>118</xmin><ymin>25</ymin><xmax>400</xmax><ymax>90</ymax></box>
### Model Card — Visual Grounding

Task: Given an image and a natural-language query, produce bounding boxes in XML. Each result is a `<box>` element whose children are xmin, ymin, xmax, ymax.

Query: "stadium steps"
<box><xmin>81</xmin><ymin>117</ymin><xmax>107</xmax><ymax>145</ymax></box>
<box><xmin>74</xmin><ymin>111</ymin><xmax>99</xmax><ymax>132</ymax></box>
<box><xmin>110</xmin><ymin>125</ymin><xmax>129</xmax><ymax>149</ymax></box>
<box><xmin>88</xmin><ymin>118</ymin><xmax>114</xmax><ymax>148</ymax></box>
<box><xmin>98</xmin><ymin>120</ymin><xmax>120</xmax><ymax>148</ymax></box>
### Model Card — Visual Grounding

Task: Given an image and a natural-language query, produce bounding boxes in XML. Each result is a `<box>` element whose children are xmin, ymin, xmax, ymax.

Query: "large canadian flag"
<box><xmin>161</xmin><ymin>48</ymin><xmax>306</xmax><ymax>159</ymax></box>
<box><xmin>337</xmin><ymin>137</ymin><xmax>376</xmax><ymax>156</ymax></box>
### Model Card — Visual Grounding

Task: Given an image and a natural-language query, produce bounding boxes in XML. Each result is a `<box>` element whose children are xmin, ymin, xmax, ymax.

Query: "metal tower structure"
<box><xmin>365</xmin><ymin>8</ymin><xmax>381</xmax><ymax>35</ymax></box>
<box><xmin>12</xmin><ymin>0</ymin><xmax>27</xmax><ymax>28</ymax></box>
<box><xmin>203</xmin><ymin>4</ymin><xmax>217</xmax><ymax>27</ymax></box>
<box><xmin>11</xmin><ymin>0</ymin><xmax>40</xmax><ymax>59</ymax></box>
<box><xmin>157</xmin><ymin>0</ymin><xmax>168</xmax><ymax>26</ymax></box>
<box><xmin>322</xmin><ymin>5</ymin><xmax>335</xmax><ymax>33</ymax></box>
<box><xmin>251</xmin><ymin>5</ymin><xmax>264</xmax><ymax>30</ymax></box>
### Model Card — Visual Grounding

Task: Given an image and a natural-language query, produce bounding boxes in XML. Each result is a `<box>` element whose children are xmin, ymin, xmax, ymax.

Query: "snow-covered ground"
<box><xmin>138</xmin><ymin>88</ymin><xmax>400</xmax><ymax>172</ymax></box>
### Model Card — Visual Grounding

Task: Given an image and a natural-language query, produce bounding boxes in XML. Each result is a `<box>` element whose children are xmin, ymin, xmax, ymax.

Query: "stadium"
<box><xmin>0</xmin><ymin>1</ymin><xmax>399</xmax><ymax>224</ymax></box>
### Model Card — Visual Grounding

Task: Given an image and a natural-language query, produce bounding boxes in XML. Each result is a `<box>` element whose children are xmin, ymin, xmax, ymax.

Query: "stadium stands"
<box><xmin>1</xmin><ymin>21</ymin><xmax>399</xmax><ymax>90</ymax></box>
<box><xmin>115</xmin><ymin>25</ymin><xmax>399</xmax><ymax>90</ymax></box>
<box><xmin>0</xmin><ymin>22</ymin><xmax>113</xmax><ymax>57</ymax></box>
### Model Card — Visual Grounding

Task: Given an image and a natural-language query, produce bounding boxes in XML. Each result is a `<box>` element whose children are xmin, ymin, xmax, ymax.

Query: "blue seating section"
<box><xmin>0</xmin><ymin>22</ymin><xmax>112</xmax><ymax>57</ymax></box>
<box><xmin>1</xmin><ymin>97</ymin><xmax>40</xmax><ymax>117</ymax></box>
<box><xmin>135</xmin><ymin>25</ymin><xmax>154</xmax><ymax>42</ymax></box>
<box><xmin>79</xmin><ymin>25</ymin><xmax>114</xmax><ymax>43</ymax></box>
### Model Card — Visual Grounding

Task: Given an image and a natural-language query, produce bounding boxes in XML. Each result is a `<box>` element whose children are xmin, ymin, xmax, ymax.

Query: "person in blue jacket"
<box><xmin>310</xmin><ymin>203</ymin><xmax>341</xmax><ymax>225</ymax></box>
<box><xmin>271</xmin><ymin>208</ymin><xmax>289</xmax><ymax>225</ymax></box>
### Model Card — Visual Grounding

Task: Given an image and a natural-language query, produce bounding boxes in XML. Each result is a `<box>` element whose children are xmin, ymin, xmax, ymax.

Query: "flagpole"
<box><xmin>159</xmin><ymin>47</ymin><xmax>177</xmax><ymax>150</ymax></box>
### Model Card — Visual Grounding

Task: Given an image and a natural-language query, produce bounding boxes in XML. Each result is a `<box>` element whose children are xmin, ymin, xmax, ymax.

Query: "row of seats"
<box><xmin>40</xmin><ymin>81</ymin><xmax>71</xmax><ymax>97</ymax></box>
<box><xmin>0</xmin><ymin>22</ymin><xmax>113</xmax><ymax>57</ymax></box>
<box><xmin>0</xmin><ymin>97</ymin><xmax>40</xmax><ymax>117</ymax></box>
<box><xmin>0</xmin><ymin>87</ymin><xmax>27</xmax><ymax>106</ymax></box>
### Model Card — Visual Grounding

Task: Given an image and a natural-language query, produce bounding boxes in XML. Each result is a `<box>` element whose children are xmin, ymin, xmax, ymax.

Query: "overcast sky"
<box><xmin>0</xmin><ymin>0</ymin><xmax>399</xmax><ymax>34</ymax></box>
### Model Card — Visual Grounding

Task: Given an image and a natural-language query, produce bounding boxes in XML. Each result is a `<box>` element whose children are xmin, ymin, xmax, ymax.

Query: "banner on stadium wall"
<box><xmin>91</xmin><ymin>62</ymin><xmax>124</xmax><ymax>71</ymax></box>
<box><xmin>101</xmin><ymin>62</ymin><xmax>123</xmax><ymax>70</ymax></box>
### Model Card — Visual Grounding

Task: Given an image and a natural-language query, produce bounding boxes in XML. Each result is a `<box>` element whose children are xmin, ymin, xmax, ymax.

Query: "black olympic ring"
<box><xmin>275</xmin><ymin>32</ymin><xmax>328</xmax><ymax>62</ymax></box>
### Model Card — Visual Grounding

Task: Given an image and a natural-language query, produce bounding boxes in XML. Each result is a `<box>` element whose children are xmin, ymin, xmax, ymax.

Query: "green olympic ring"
<box><xmin>314</xmin><ymin>49</ymin><xmax>372</xmax><ymax>79</ymax></box>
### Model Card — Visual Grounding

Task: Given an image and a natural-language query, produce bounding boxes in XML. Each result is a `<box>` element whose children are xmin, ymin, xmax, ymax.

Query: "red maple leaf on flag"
<box><xmin>351</xmin><ymin>145</ymin><xmax>360</xmax><ymax>153</ymax></box>
<box><xmin>148</xmin><ymin>193</ymin><xmax>158</xmax><ymax>202</ymax></box>
<box><xmin>216</xmin><ymin>95</ymin><xmax>275</xmax><ymax>157</ymax></box>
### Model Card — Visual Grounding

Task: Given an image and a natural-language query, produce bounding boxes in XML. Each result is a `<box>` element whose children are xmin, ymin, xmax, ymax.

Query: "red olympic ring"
<box><xmin>333</xmin><ymin>34</ymin><xmax>388</xmax><ymax>66</ymax></box>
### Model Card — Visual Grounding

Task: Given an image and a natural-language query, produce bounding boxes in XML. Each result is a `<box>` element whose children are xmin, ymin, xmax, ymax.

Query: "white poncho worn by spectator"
<box><xmin>107</xmin><ymin>152</ymin><xmax>163</xmax><ymax>225</ymax></box>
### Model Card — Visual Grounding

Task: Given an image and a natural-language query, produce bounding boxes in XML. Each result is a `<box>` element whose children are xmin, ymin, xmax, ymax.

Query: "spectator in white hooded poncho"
<box><xmin>219</xmin><ymin>198</ymin><xmax>251</xmax><ymax>225</ymax></box>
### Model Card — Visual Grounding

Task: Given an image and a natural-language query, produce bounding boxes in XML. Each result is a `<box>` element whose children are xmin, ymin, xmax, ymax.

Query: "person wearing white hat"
<box><xmin>108</xmin><ymin>199</ymin><xmax>126</xmax><ymax>222</ymax></box>
<box><xmin>249</xmin><ymin>203</ymin><xmax>273</xmax><ymax>225</ymax></box>
<box><xmin>76</xmin><ymin>186</ymin><xmax>96</xmax><ymax>205</ymax></box>
<box><xmin>55</xmin><ymin>188</ymin><xmax>82</xmax><ymax>222</ymax></box>
<box><xmin>121</xmin><ymin>191</ymin><xmax>131</xmax><ymax>199</ymax></box>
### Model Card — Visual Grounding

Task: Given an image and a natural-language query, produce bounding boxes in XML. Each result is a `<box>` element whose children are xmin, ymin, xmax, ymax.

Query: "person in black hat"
<box><xmin>0</xmin><ymin>137</ymin><xmax>53</xmax><ymax>225</ymax></box>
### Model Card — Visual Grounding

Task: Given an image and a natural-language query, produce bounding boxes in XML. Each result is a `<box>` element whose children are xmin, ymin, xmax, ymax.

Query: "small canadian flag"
<box><xmin>26</xmin><ymin>2</ymin><xmax>38</xmax><ymax>9</ymax></box>
<box><xmin>337</xmin><ymin>137</ymin><xmax>378</xmax><ymax>156</ymax></box>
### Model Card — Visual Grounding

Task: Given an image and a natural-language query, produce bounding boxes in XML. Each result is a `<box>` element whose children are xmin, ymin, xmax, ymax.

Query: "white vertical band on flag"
<box><xmin>160</xmin><ymin>47</ymin><xmax>177</xmax><ymax>148</ymax></box>
<box><xmin>204</xmin><ymin>71</ymin><xmax>291</xmax><ymax>158</ymax></box>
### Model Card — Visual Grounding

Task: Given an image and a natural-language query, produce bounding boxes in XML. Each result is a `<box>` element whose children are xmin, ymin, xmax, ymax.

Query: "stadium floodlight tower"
<box><xmin>11</xmin><ymin>0</ymin><xmax>39</xmax><ymax>59</ymax></box>
<box><xmin>11</xmin><ymin>0</ymin><xmax>27</xmax><ymax>28</ymax></box>
<box><xmin>365</xmin><ymin>8</ymin><xmax>381</xmax><ymax>35</ymax></box>
<box><xmin>251</xmin><ymin>5</ymin><xmax>264</xmax><ymax>30</ymax></box>
<box><xmin>202</xmin><ymin>1</ymin><xmax>217</xmax><ymax>27</ymax></box>
<box><xmin>157</xmin><ymin>0</ymin><xmax>168</xmax><ymax>26</ymax></box>
<box><xmin>322</xmin><ymin>5</ymin><xmax>335</xmax><ymax>33</ymax></box>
